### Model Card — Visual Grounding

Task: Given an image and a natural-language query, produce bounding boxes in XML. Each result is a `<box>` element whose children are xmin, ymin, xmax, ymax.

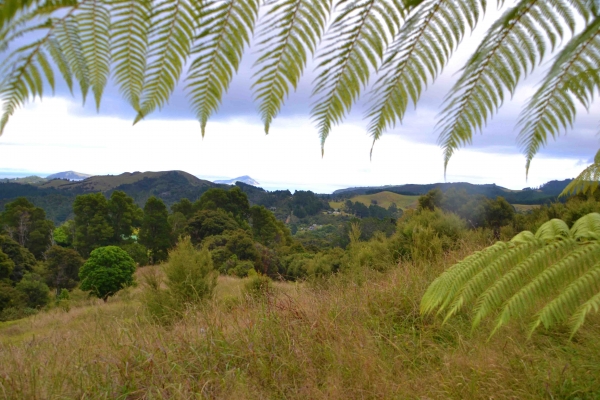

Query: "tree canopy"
<box><xmin>1</xmin><ymin>0</ymin><xmax>599</xmax><ymax>191</ymax></box>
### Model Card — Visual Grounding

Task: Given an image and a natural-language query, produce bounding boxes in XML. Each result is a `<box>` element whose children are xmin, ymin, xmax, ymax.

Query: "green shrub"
<box><xmin>120</xmin><ymin>242</ymin><xmax>149</xmax><ymax>267</ymax></box>
<box><xmin>243</xmin><ymin>272</ymin><xmax>273</xmax><ymax>300</ymax></box>
<box><xmin>15</xmin><ymin>273</ymin><xmax>50</xmax><ymax>309</ymax></box>
<box><xmin>79</xmin><ymin>246</ymin><xmax>136</xmax><ymax>302</ymax></box>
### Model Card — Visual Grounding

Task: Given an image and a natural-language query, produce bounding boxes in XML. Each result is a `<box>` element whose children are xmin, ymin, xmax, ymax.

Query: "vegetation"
<box><xmin>78</xmin><ymin>246</ymin><xmax>136</xmax><ymax>302</ymax></box>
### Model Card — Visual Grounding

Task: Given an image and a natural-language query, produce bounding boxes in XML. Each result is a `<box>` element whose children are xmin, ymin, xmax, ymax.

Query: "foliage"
<box><xmin>73</xmin><ymin>193</ymin><xmax>113</xmax><ymax>257</ymax></box>
<box><xmin>107</xmin><ymin>190</ymin><xmax>142</xmax><ymax>243</ymax></box>
<box><xmin>421</xmin><ymin>213</ymin><xmax>600</xmax><ymax>338</ymax></box>
<box><xmin>120</xmin><ymin>242</ymin><xmax>148</xmax><ymax>267</ymax></box>
<box><xmin>139</xmin><ymin>196</ymin><xmax>172</xmax><ymax>264</ymax></box>
<box><xmin>0</xmin><ymin>234</ymin><xmax>37</xmax><ymax>283</ymax></box>
<box><xmin>1</xmin><ymin>1</ymin><xmax>598</xmax><ymax>179</ymax></box>
<box><xmin>44</xmin><ymin>245</ymin><xmax>84</xmax><ymax>290</ymax></box>
<box><xmin>187</xmin><ymin>209</ymin><xmax>240</xmax><ymax>245</ymax></box>
<box><xmin>143</xmin><ymin>237</ymin><xmax>217</xmax><ymax>325</ymax></box>
<box><xmin>0</xmin><ymin>249</ymin><xmax>14</xmax><ymax>281</ymax></box>
<box><xmin>561</xmin><ymin>149</ymin><xmax>600</xmax><ymax>197</ymax></box>
<box><xmin>79</xmin><ymin>246</ymin><xmax>136</xmax><ymax>301</ymax></box>
<box><xmin>15</xmin><ymin>273</ymin><xmax>50</xmax><ymax>309</ymax></box>
<box><xmin>193</xmin><ymin>187</ymin><xmax>250</xmax><ymax>222</ymax></box>
<box><xmin>0</xmin><ymin>197</ymin><xmax>54</xmax><ymax>258</ymax></box>
<box><xmin>249</xmin><ymin>205</ymin><xmax>292</xmax><ymax>247</ymax></box>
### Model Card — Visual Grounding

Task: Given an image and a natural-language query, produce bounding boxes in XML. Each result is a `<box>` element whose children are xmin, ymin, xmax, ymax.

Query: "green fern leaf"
<box><xmin>135</xmin><ymin>0</ymin><xmax>199</xmax><ymax>123</ymax></box>
<box><xmin>312</xmin><ymin>0</ymin><xmax>404</xmax><ymax>153</ymax></box>
<box><xmin>54</xmin><ymin>15</ymin><xmax>91</xmax><ymax>103</ymax></box>
<box><xmin>110</xmin><ymin>0</ymin><xmax>151</xmax><ymax>110</ymax></box>
<box><xmin>570</xmin><ymin>212</ymin><xmax>600</xmax><ymax>241</ymax></box>
<box><xmin>185</xmin><ymin>0</ymin><xmax>259</xmax><ymax>135</ymax></box>
<box><xmin>569</xmin><ymin>290</ymin><xmax>600</xmax><ymax>337</ymax></box>
<box><xmin>366</xmin><ymin>0</ymin><xmax>488</xmax><ymax>155</ymax></box>
<box><xmin>560</xmin><ymin>149</ymin><xmax>600</xmax><ymax>197</ymax></box>
<box><xmin>534</xmin><ymin>218</ymin><xmax>570</xmax><ymax>241</ymax></box>
<box><xmin>253</xmin><ymin>0</ymin><xmax>330</xmax><ymax>133</ymax></box>
<box><xmin>518</xmin><ymin>15</ymin><xmax>600</xmax><ymax>175</ymax></box>
<box><xmin>438</xmin><ymin>0</ymin><xmax>588</xmax><ymax>173</ymax></box>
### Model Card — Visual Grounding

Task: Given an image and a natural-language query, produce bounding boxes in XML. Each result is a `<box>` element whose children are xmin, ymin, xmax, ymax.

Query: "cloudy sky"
<box><xmin>0</xmin><ymin>2</ymin><xmax>598</xmax><ymax>193</ymax></box>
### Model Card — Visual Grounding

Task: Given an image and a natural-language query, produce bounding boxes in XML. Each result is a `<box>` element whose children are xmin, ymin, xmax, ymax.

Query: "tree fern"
<box><xmin>311</xmin><ymin>0</ymin><xmax>404</xmax><ymax>152</ymax></box>
<box><xmin>560</xmin><ymin>148</ymin><xmax>600</xmax><ymax>198</ymax></box>
<box><xmin>185</xmin><ymin>0</ymin><xmax>259</xmax><ymax>135</ymax></box>
<box><xmin>438</xmin><ymin>0</ymin><xmax>590</xmax><ymax>172</ymax></box>
<box><xmin>518</xmin><ymin>15</ymin><xmax>600</xmax><ymax>176</ymax></box>
<box><xmin>366</xmin><ymin>0</ymin><xmax>489</xmax><ymax>156</ymax></box>
<box><xmin>421</xmin><ymin>213</ymin><xmax>600</xmax><ymax>337</ymax></box>
<box><xmin>253</xmin><ymin>0</ymin><xmax>330</xmax><ymax>133</ymax></box>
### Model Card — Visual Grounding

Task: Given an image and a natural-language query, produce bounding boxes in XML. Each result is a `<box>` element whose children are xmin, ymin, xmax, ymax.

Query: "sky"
<box><xmin>0</xmin><ymin>2</ymin><xmax>598</xmax><ymax>194</ymax></box>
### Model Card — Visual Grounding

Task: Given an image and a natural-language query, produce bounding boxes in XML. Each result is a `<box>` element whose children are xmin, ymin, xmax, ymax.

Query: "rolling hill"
<box><xmin>330</xmin><ymin>191</ymin><xmax>419</xmax><ymax>210</ymax></box>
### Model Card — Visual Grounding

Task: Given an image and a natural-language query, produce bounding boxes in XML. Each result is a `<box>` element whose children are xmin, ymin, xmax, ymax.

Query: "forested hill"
<box><xmin>332</xmin><ymin>180</ymin><xmax>573</xmax><ymax>205</ymax></box>
<box><xmin>0</xmin><ymin>171</ymin><xmax>330</xmax><ymax>224</ymax></box>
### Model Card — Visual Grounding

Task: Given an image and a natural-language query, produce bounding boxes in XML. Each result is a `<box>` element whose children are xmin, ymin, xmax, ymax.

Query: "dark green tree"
<box><xmin>108</xmin><ymin>191</ymin><xmax>142</xmax><ymax>243</ymax></box>
<box><xmin>193</xmin><ymin>187</ymin><xmax>250</xmax><ymax>222</ymax></box>
<box><xmin>0</xmin><ymin>250</ymin><xmax>14</xmax><ymax>282</ymax></box>
<box><xmin>171</xmin><ymin>198</ymin><xmax>194</xmax><ymax>219</ymax></box>
<box><xmin>139</xmin><ymin>197</ymin><xmax>172</xmax><ymax>264</ymax></box>
<box><xmin>484</xmin><ymin>197</ymin><xmax>516</xmax><ymax>238</ymax></box>
<box><xmin>418</xmin><ymin>189</ymin><xmax>444</xmax><ymax>211</ymax></box>
<box><xmin>1</xmin><ymin>197</ymin><xmax>54</xmax><ymax>259</ymax></box>
<box><xmin>0</xmin><ymin>235</ymin><xmax>37</xmax><ymax>283</ymax></box>
<box><xmin>73</xmin><ymin>193</ymin><xmax>113</xmax><ymax>257</ymax></box>
<box><xmin>187</xmin><ymin>210</ymin><xmax>240</xmax><ymax>245</ymax></box>
<box><xmin>120</xmin><ymin>242</ymin><xmax>149</xmax><ymax>267</ymax></box>
<box><xmin>250</xmin><ymin>205</ymin><xmax>291</xmax><ymax>247</ymax></box>
<box><xmin>79</xmin><ymin>246</ymin><xmax>136</xmax><ymax>301</ymax></box>
<box><xmin>15</xmin><ymin>273</ymin><xmax>50</xmax><ymax>309</ymax></box>
<box><xmin>44</xmin><ymin>246</ymin><xmax>84</xmax><ymax>290</ymax></box>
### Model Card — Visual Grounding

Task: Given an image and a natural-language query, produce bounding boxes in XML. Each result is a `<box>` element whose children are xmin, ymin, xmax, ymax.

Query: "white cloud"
<box><xmin>0</xmin><ymin>98</ymin><xmax>589</xmax><ymax>193</ymax></box>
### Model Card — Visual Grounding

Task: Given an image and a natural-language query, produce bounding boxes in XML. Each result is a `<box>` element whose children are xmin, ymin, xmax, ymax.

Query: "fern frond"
<box><xmin>534</xmin><ymin>218</ymin><xmax>570</xmax><ymax>241</ymax></box>
<box><xmin>253</xmin><ymin>0</ymin><xmax>330</xmax><ymax>133</ymax></box>
<box><xmin>493</xmin><ymin>241</ymin><xmax>600</xmax><ymax>334</ymax></box>
<box><xmin>312</xmin><ymin>0</ymin><xmax>404</xmax><ymax>153</ymax></box>
<box><xmin>77</xmin><ymin>0</ymin><xmax>111</xmax><ymax>110</ymax></box>
<box><xmin>438</xmin><ymin>0</ymin><xmax>588</xmax><ymax>173</ymax></box>
<box><xmin>366</xmin><ymin>0</ymin><xmax>488</xmax><ymax>155</ymax></box>
<box><xmin>518</xmin><ymin>15</ymin><xmax>600</xmax><ymax>176</ymax></box>
<box><xmin>135</xmin><ymin>0</ymin><xmax>199</xmax><ymax>123</ymax></box>
<box><xmin>570</xmin><ymin>212</ymin><xmax>600</xmax><ymax>241</ymax></box>
<box><xmin>442</xmin><ymin>240</ymin><xmax>543</xmax><ymax>322</ymax></box>
<box><xmin>569</xmin><ymin>290</ymin><xmax>600</xmax><ymax>336</ymax></box>
<box><xmin>185</xmin><ymin>0</ymin><xmax>259</xmax><ymax>135</ymax></box>
<box><xmin>110</xmin><ymin>0</ymin><xmax>151</xmax><ymax>110</ymax></box>
<box><xmin>560</xmin><ymin>149</ymin><xmax>600</xmax><ymax>197</ymax></box>
<box><xmin>54</xmin><ymin>15</ymin><xmax>91</xmax><ymax>102</ymax></box>
<box><xmin>472</xmin><ymin>239</ymin><xmax>576</xmax><ymax>328</ymax></box>
<box><xmin>532</xmin><ymin>260</ymin><xmax>600</xmax><ymax>335</ymax></box>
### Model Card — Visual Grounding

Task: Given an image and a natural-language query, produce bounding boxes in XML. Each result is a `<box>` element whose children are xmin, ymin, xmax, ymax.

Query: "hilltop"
<box><xmin>45</xmin><ymin>171</ymin><xmax>92</xmax><ymax>181</ymax></box>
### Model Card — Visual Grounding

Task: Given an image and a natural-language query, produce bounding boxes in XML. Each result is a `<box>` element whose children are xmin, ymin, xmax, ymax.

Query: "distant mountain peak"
<box><xmin>46</xmin><ymin>171</ymin><xmax>92</xmax><ymax>181</ymax></box>
<box><xmin>214</xmin><ymin>175</ymin><xmax>260</xmax><ymax>186</ymax></box>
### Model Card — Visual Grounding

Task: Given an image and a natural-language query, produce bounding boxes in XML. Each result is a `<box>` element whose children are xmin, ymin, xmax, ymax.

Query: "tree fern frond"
<box><xmin>531</xmin><ymin>261</ymin><xmax>600</xmax><ymax>335</ymax></box>
<box><xmin>110</xmin><ymin>0</ymin><xmax>151</xmax><ymax>110</ymax></box>
<box><xmin>560</xmin><ymin>149</ymin><xmax>600</xmax><ymax>197</ymax></box>
<box><xmin>366</xmin><ymin>0</ymin><xmax>489</xmax><ymax>155</ymax></box>
<box><xmin>438</xmin><ymin>0</ymin><xmax>586</xmax><ymax>173</ymax></box>
<box><xmin>185</xmin><ymin>0</ymin><xmax>259</xmax><ymax>135</ymax></box>
<box><xmin>135</xmin><ymin>0</ymin><xmax>199</xmax><ymax>123</ymax></box>
<box><xmin>422</xmin><ymin>213</ymin><xmax>600</xmax><ymax>338</ymax></box>
<box><xmin>493</xmin><ymin>241</ymin><xmax>600</xmax><ymax>335</ymax></box>
<box><xmin>518</xmin><ymin>16</ymin><xmax>600</xmax><ymax>176</ymax></box>
<box><xmin>54</xmin><ymin>14</ymin><xmax>91</xmax><ymax>102</ymax></box>
<box><xmin>253</xmin><ymin>0</ymin><xmax>331</xmax><ymax>133</ymax></box>
<box><xmin>471</xmin><ymin>239</ymin><xmax>576</xmax><ymax>328</ymax></box>
<box><xmin>312</xmin><ymin>0</ymin><xmax>404</xmax><ymax>153</ymax></box>
<box><xmin>77</xmin><ymin>0</ymin><xmax>111</xmax><ymax>110</ymax></box>
<box><xmin>534</xmin><ymin>218</ymin><xmax>570</xmax><ymax>241</ymax></box>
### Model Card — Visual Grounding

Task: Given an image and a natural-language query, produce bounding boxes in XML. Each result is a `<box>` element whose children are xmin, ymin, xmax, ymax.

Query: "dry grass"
<box><xmin>1</xmin><ymin>253</ymin><xmax>599</xmax><ymax>399</ymax></box>
<box><xmin>330</xmin><ymin>191</ymin><xmax>419</xmax><ymax>211</ymax></box>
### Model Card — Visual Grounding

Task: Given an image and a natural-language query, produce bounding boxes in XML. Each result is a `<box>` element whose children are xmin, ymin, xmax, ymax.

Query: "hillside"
<box><xmin>45</xmin><ymin>171</ymin><xmax>92</xmax><ymax>181</ymax></box>
<box><xmin>330</xmin><ymin>191</ymin><xmax>419</xmax><ymax>210</ymax></box>
<box><xmin>332</xmin><ymin>180</ymin><xmax>572</xmax><ymax>205</ymax></box>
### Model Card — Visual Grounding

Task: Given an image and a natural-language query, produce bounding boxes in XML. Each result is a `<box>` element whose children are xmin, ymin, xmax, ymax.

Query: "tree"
<box><xmin>107</xmin><ymin>191</ymin><xmax>142</xmax><ymax>243</ymax></box>
<box><xmin>139</xmin><ymin>197</ymin><xmax>172</xmax><ymax>264</ymax></box>
<box><xmin>44</xmin><ymin>246</ymin><xmax>84</xmax><ymax>290</ymax></box>
<box><xmin>0</xmin><ymin>235</ymin><xmax>37</xmax><ymax>283</ymax></box>
<box><xmin>171</xmin><ymin>198</ymin><xmax>194</xmax><ymax>219</ymax></box>
<box><xmin>418</xmin><ymin>189</ymin><xmax>444</xmax><ymax>212</ymax></box>
<box><xmin>187</xmin><ymin>209</ymin><xmax>240</xmax><ymax>245</ymax></box>
<box><xmin>193</xmin><ymin>187</ymin><xmax>250</xmax><ymax>222</ymax></box>
<box><xmin>0</xmin><ymin>250</ymin><xmax>14</xmax><ymax>282</ymax></box>
<box><xmin>79</xmin><ymin>246</ymin><xmax>136</xmax><ymax>302</ymax></box>
<box><xmin>249</xmin><ymin>206</ymin><xmax>291</xmax><ymax>247</ymax></box>
<box><xmin>1</xmin><ymin>198</ymin><xmax>54</xmax><ymax>259</ymax></box>
<box><xmin>73</xmin><ymin>193</ymin><xmax>113</xmax><ymax>257</ymax></box>
<box><xmin>15</xmin><ymin>273</ymin><xmax>50</xmax><ymax>309</ymax></box>
<box><xmin>484</xmin><ymin>197</ymin><xmax>516</xmax><ymax>238</ymax></box>
<box><xmin>1</xmin><ymin>0</ymin><xmax>598</xmax><ymax>191</ymax></box>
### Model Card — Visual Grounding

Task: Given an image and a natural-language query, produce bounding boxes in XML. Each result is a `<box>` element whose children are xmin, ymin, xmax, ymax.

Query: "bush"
<box><xmin>79</xmin><ymin>246</ymin><xmax>136</xmax><ymax>302</ymax></box>
<box><xmin>120</xmin><ymin>242</ymin><xmax>149</xmax><ymax>266</ymax></box>
<box><xmin>243</xmin><ymin>272</ymin><xmax>273</xmax><ymax>300</ymax></box>
<box><xmin>144</xmin><ymin>237</ymin><xmax>217</xmax><ymax>325</ymax></box>
<box><xmin>15</xmin><ymin>273</ymin><xmax>50</xmax><ymax>309</ymax></box>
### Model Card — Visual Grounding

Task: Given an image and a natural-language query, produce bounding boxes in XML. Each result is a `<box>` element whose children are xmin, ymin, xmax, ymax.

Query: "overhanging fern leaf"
<box><xmin>312</xmin><ymin>0</ymin><xmax>404</xmax><ymax>153</ymax></box>
<box><xmin>560</xmin><ymin>150</ymin><xmax>600</xmax><ymax>197</ymax></box>
<box><xmin>534</xmin><ymin>218</ymin><xmax>570</xmax><ymax>241</ymax></box>
<box><xmin>135</xmin><ymin>0</ymin><xmax>199</xmax><ymax>123</ymax></box>
<box><xmin>367</xmin><ymin>0</ymin><xmax>489</xmax><ymax>156</ymax></box>
<box><xmin>186</xmin><ymin>0</ymin><xmax>259</xmax><ymax>135</ymax></box>
<box><xmin>111</xmin><ymin>0</ymin><xmax>151</xmax><ymax>110</ymax></box>
<box><xmin>518</xmin><ymin>15</ymin><xmax>600</xmax><ymax>176</ymax></box>
<box><xmin>438</xmin><ymin>0</ymin><xmax>589</xmax><ymax>173</ymax></box>
<box><xmin>253</xmin><ymin>0</ymin><xmax>330</xmax><ymax>134</ymax></box>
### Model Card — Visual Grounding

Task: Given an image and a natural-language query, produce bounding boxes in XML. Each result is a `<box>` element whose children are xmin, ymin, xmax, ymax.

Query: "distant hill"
<box><xmin>332</xmin><ymin>180</ymin><xmax>573</xmax><ymax>205</ymax></box>
<box><xmin>0</xmin><ymin>175</ymin><xmax>48</xmax><ymax>185</ymax></box>
<box><xmin>214</xmin><ymin>175</ymin><xmax>260</xmax><ymax>186</ymax></box>
<box><xmin>46</xmin><ymin>171</ymin><xmax>92</xmax><ymax>181</ymax></box>
<box><xmin>330</xmin><ymin>191</ymin><xmax>419</xmax><ymax>211</ymax></box>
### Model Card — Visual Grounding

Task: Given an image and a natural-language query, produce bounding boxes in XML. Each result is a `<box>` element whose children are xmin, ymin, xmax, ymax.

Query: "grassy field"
<box><xmin>330</xmin><ymin>191</ymin><xmax>419</xmax><ymax>210</ymax></box>
<box><xmin>1</xmin><ymin>249</ymin><xmax>599</xmax><ymax>399</ymax></box>
<box><xmin>513</xmin><ymin>204</ymin><xmax>542</xmax><ymax>213</ymax></box>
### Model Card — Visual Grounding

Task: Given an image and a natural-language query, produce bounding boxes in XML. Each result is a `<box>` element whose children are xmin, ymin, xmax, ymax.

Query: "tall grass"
<box><xmin>1</xmin><ymin>239</ymin><xmax>599</xmax><ymax>399</ymax></box>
